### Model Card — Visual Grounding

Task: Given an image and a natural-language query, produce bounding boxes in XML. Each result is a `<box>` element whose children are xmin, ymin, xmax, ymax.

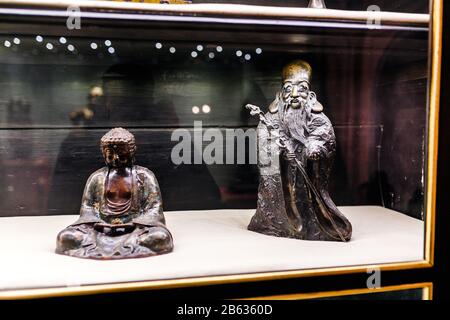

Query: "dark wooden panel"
<box><xmin>0</xmin><ymin>125</ymin><xmax>391</xmax><ymax>217</ymax></box>
<box><xmin>378</xmin><ymin>75</ymin><xmax>427</xmax><ymax>219</ymax></box>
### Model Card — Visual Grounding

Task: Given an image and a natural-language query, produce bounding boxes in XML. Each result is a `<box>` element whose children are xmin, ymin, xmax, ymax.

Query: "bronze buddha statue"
<box><xmin>56</xmin><ymin>127</ymin><xmax>173</xmax><ymax>259</ymax></box>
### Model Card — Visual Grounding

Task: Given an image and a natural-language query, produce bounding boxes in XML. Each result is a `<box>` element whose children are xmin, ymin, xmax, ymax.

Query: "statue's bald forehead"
<box><xmin>282</xmin><ymin>60</ymin><xmax>312</xmax><ymax>84</ymax></box>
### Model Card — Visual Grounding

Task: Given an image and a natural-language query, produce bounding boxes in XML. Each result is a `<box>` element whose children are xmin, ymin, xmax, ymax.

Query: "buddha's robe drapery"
<box><xmin>56</xmin><ymin>165</ymin><xmax>173</xmax><ymax>259</ymax></box>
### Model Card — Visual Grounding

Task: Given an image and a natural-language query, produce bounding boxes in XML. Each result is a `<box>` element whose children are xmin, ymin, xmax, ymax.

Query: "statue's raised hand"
<box><xmin>245</xmin><ymin>104</ymin><xmax>262</xmax><ymax>116</ymax></box>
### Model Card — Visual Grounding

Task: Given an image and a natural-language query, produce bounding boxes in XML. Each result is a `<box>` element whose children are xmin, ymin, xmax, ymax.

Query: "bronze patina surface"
<box><xmin>247</xmin><ymin>60</ymin><xmax>352</xmax><ymax>242</ymax></box>
<box><xmin>56</xmin><ymin>127</ymin><xmax>173</xmax><ymax>259</ymax></box>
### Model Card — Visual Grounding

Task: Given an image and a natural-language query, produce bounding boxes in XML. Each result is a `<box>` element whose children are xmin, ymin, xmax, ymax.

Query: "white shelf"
<box><xmin>0</xmin><ymin>206</ymin><xmax>423</xmax><ymax>294</ymax></box>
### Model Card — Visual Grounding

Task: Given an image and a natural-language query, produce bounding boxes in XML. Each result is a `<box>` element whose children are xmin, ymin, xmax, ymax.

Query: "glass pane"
<box><xmin>0</xmin><ymin>23</ymin><xmax>428</xmax><ymax>216</ymax></box>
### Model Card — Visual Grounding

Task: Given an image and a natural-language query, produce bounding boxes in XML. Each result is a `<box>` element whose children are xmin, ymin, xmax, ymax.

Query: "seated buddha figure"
<box><xmin>56</xmin><ymin>127</ymin><xmax>173</xmax><ymax>259</ymax></box>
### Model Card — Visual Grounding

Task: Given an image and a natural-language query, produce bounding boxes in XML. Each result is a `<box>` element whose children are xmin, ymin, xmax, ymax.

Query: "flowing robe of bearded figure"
<box><xmin>248</xmin><ymin>60</ymin><xmax>352</xmax><ymax>242</ymax></box>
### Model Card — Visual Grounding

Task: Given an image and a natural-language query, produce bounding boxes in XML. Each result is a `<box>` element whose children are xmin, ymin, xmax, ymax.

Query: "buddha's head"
<box><xmin>101</xmin><ymin>127</ymin><xmax>136</xmax><ymax>168</ymax></box>
<box><xmin>281</xmin><ymin>60</ymin><xmax>312</xmax><ymax>109</ymax></box>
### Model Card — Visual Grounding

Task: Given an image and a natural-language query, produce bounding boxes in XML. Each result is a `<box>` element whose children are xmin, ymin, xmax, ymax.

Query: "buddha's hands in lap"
<box><xmin>94</xmin><ymin>222</ymin><xmax>135</xmax><ymax>235</ymax></box>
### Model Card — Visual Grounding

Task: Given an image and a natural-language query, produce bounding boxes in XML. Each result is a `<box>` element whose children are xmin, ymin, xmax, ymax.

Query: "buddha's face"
<box><xmin>102</xmin><ymin>143</ymin><xmax>133</xmax><ymax>168</ymax></box>
<box><xmin>281</xmin><ymin>78</ymin><xmax>309</xmax><ymax>109</ymax></box>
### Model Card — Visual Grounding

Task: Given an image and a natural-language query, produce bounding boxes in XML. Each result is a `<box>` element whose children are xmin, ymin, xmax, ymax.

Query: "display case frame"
<box><xmin>239</xmin><ymin>282</ymin><xmax>433</xmax><ymax>300</ymax></box>
<box><xmin>0</xmin><ymin>0</ymin><xmax>442</xmax><ymax>299</ymax></box>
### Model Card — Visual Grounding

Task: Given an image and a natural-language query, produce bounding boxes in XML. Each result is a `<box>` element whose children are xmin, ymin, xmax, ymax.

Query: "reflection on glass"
<box><xmin>0</xmin><ymin>17</ymin><xmax>428</xmax><ymax>225</ymax></box>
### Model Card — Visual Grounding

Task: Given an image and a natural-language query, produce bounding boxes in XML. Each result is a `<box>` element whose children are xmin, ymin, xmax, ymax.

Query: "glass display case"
<box><xmin>0</xmin><ymin>0</ymin><xmax>441</xmax><ymax>299</ymax></box>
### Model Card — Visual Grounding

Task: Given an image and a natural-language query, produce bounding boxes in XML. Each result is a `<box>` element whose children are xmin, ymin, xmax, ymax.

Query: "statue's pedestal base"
<box><xmin>0</xmin><ymin>206</ymin><xmax>423</xmax><ymax>294</ymax></box>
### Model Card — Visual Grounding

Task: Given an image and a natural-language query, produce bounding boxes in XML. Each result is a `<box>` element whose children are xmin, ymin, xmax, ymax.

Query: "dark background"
<box><xmin>193</xmin><ymin>0</ymin><xmax>429</xmax><ymax>13</ymax></box>
<box><xmin>0</xmin><ymin>6</ymin><xmax>428</xmax><ymax>219</ymax></box>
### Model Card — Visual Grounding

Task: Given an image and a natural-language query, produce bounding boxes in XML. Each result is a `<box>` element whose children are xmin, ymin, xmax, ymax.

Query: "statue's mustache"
<box><xmin>284</xmin><ymin>96</ymin><xmax>306</xmax><ymax>106</ymax></box>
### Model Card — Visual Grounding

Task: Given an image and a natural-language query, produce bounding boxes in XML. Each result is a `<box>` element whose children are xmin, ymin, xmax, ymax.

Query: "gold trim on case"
<box><xmin>0</xmin><ymin>0</ymin><xmax>442</xmax><ymax>299</ymax></box>
<box><xmin>424</xmin><ymin>0</ymin><xmax>442</xmax><ymax>266</ymax></box>
<box><xmin>238</xmin><ymin>282</ymin><xmax>433</xmax><ymax>300</ymax></box>
<box><xmin>0</xmin><ymin>262</ymin><xmax>432</xmax><ymax>300</ymax></box>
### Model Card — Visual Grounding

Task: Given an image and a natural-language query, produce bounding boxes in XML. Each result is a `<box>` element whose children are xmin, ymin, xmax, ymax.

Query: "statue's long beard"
<box><xmin>277</xmin><ymin>93</ymin><xmax>310</xmax><ymax>143</ymax></box>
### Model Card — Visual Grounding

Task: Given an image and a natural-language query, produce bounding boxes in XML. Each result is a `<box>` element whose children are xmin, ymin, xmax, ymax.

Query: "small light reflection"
<box><xmin>35</xmin><ymin>35</ymin><xmax>43</xmax><ymax>42</ymax></box>
<box><xmin>46</xmin><ymin>43</ymin><xmax>53</xmax><ymax>50</ymax></box>
<box><xmin>13</xmin><ymin>38</ymin><xmax>20</xmax><ymax>45</ymax></box>
<box><xmin>105</xmin><ymin>40</ymin><xmax>112</xmax><ymax>47</ymax></box>
<box><xmin>192</xmin><ymin>106</ymin><xmax>200</xmax><ymax>114</ymax></box>
<box><xmin>90</xmin><ymin>42</ymin><xmax>98</xmax><ymax>50</ymax></box>
<box><xmin>91</xmin><ymin>87</ymin><xmax>103</xmax><ymax>97</ymax></box>
<box><xmin>108</xmin><ymin>47</ymin><xmax>115</xmax><ymax>54</ymax></box>
<box><xmin>208</xmin><ymin>52</ymin><xmax>215</xmax><ymax>59</ymax></box>
<box><xmin>191</xmin><ymin>51</ymin><xmax>198</xmax><ymax>58</ymax></box>
<box><xmin>244</xmin><ymin>54</ymin><xmax>251</xmax><ymax>61</ymax></box>
<box><xmin>236</xmin><ymin>50</ymin><xmax>242</xmax><ymax>57</ymax></box>
<box><xmin>155</xmin><ymin>42</ymin><xmax>162</xmax><ymax>49</ymax></box>
<box><xmin>59</xmin><ymin>37</ymin><xmax>67</xmax><ymax>44</ymax></box>
<box><xmin>216</xmin><ymin>46</ymin><xmax>223</xmax><ymax>52</ymax></box>
<box><xmin>202</xmin><ymin>104</ymin><xmax>211</xmax><ymax>114</ymax></box>
<box><xmin>67</xmin><ymin>44</ymin><xmax>75</xmax><ymax>52</ymax></box>
<box><xmin>196</xmin><ymin>45</ymin><xmax>203</xmax><ymax>51</ymax></box>
<box><xmin>4</xmin><ymin>40</ymin><xmax>11</xmax><ymax>48</ymax></box>
<box><xmin>169</xmin><ymin>47</ymin><xmax>176</xmax><ymax>53</ymax></box>
<box><xmin>255</xmin><ymin>48</ymin><xmax>262</xmax><ymax>54</ymax></box>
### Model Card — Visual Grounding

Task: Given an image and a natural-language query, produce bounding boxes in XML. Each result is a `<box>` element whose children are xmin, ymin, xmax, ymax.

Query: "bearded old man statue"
<box><xmin>56</xmin><ymin>127</ymin><xmax>173</xmax><ymax>259</ymax></box>
<box><xmin>247</xmin><ymin>60</ymin><xmax>352</xmax><ymax>242</ymax></box>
